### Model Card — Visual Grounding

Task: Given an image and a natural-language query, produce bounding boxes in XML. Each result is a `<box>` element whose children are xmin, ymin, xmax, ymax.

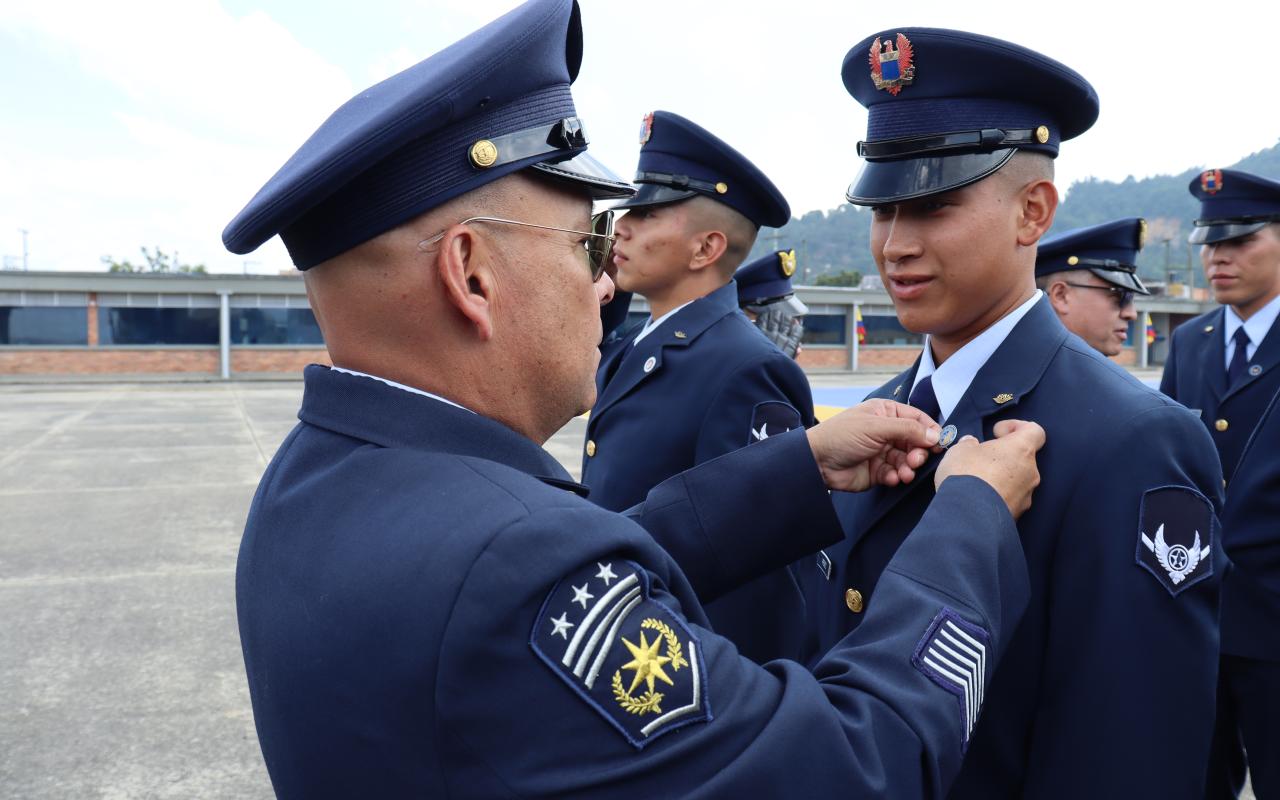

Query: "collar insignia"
<box><xmin>993</xmin><ymin>393</ymin><xmax>1014</xmax><ymax>404</ymax></box>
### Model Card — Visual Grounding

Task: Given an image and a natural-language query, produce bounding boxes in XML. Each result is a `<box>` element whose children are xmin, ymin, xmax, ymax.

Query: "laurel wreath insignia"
<box><xmin>610</xmin><ymin>617</ymin><xmax>690</xmax><ymax>716</ymax></box>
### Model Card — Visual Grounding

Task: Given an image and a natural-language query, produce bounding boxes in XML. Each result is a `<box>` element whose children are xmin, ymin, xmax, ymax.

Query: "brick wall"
<box><xmin>0</xmin><ymin>348</ymin><xmax>329</xmax><ymax>376</ymax></box>
<box><xmin>797</xmin><ymin>347</ymin><xmax>848</xmax><ymax>369</ymax></box>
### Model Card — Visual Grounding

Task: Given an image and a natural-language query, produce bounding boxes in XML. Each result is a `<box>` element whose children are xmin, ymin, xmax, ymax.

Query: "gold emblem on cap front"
<box><xmin>1067</xmin><ymin>255</ymin><xmax>1080</xmax><ymax>266</ymax></box>
<box><xmin>469</xmin><ymin>140</ymin><xmax>499</xmax><ymax>168</ymax></box>
<box><xmin>715</xmin><ymin>182</ymin><xmax>728</xmax><ymax>194</ymax></box>
<box><xmin>1035</xmin><ymin>125</ymin><xmax>1050</xmax><ymax>144</ymax></box>
<box><xmin>1138</xmin><ymin>218</ymin><xmax>1148</xmax><ymax>249</ymax></box>
<box><xmin>779</xmin><ymin>249</ymin><xmax>797</xmax><ymax>277</ymax></box>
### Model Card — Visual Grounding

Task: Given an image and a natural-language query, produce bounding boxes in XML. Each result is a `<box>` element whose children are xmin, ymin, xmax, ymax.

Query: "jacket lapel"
<box><xmin>588</xmin><ymin>282</ymin><xmax>740</xmax><ymax>421</ymax></box>
<box><xmin>852</xmin><ymin>297</ymin><xmax>1066</xmax><ymax>536</ymax></box>
<box><xmin>1224</xmin><ymin>309</ymin><xmax>1280</xmax><ymax>401</ymax></box>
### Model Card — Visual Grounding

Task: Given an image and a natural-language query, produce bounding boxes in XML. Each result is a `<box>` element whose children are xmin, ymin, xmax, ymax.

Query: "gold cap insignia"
<box><xmin>1138</xmin><ymin>218</ymin><xmax>1148</xmax><ymax>250</ymax></box>
<box><xmin>1067</xmin><ymin>255</ymin><xmax>1079</xmax><ymax>266</ymax></box>
<box><xmin>993</xmin><ymin>393</ymin><xmax>1014</xmax><ymax>404</ymax></box>
<box><xmin>469</xmin><ymin>140</ymin><xmax>498</xmax><ymax>168</ymax></box>
<box><xmin>778</xmin><ymin>249</ymin><xmax>797</xmax><ymax>277</ymax></box>
<box><xmin>715</xmin><ymin>182</ymin><xmax>728</xmax><ymax>194</ymax></box>
<box><xmin>1035</xmin><ymin>125</ymin><xmax>1050</xmax><ymax>144</ymax></box>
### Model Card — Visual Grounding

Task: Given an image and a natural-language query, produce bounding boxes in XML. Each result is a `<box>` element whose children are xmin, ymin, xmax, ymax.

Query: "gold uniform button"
<box><xmin>1215</xmin><ymin>419</ymin><xmax>1229</xmax><ymax>432</ymax></box>
<box><xmin>586</xmin><ymin>440</ymin><xmax>597</xmax><ymax>457</ymax></box>
<box><xmin>844</xmin><ymin>588</ymin><xmax>864</xmax><ymax>613</ymax></box>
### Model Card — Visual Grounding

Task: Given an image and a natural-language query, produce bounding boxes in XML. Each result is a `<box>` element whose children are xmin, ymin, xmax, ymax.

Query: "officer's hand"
<box><xmin>934</xmin><ymin>419</ymin><xmax>1045</xmax><ymax>519</ymax></box>
<box><xmin>807</xmin><ymin>399</ymin><xmax>941</xmax><ymax>492</ymax></box>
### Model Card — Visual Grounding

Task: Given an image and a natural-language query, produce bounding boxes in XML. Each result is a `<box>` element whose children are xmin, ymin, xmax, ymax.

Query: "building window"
<box><xmin>0</xmin><ymin>306</ymin><xmax>88</xmax><ymax>345</ymax></box>
<box><xmin>802</xmin><ymin>313</ymin><xmax>847</xmax><ymax>345</ymax></box>
<box><xmin>99</xmin><ymin>307</ymin><xmax>219</xmax><ymax>345</ymax></box>
<box><xmin>230</xmin><ymin>308</ymin><xmax>324</xmax><ymax>345</ymax></box>
<box><xmin>863</xmin><ymin>314</ymin><xmax>924</xmax><ymax>346</ymax></box>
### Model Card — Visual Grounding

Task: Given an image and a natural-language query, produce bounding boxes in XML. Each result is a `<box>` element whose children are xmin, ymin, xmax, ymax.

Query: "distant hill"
<box><xmin>749</xmin><ymin>139</ymin><xmax>1280</xmax><ymax>284</ymax></box>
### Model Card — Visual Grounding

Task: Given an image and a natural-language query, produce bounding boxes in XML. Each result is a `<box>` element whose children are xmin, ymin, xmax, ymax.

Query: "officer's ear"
<box><xmin>1045</xmin><ymin>279</ymin><xmax>1072</xmax><ymax>314</ymax></box>
<box><xmin>432</xmin><ymin>224</ymin><xmax>496</xmax><ymax>341</ymax></box>
<box><xmin>688</xmin><ymin>229</ymin><xmax>729</xmax><ymax>273</ymax></box>
<box><xmin>1015</xmin><ymin>178</ymin><xmax>1058</xmax><ymax>247</ymax></box>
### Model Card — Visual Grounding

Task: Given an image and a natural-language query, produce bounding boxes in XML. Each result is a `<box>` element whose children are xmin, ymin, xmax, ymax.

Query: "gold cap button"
<box><xmin>1215</xmin><ymin>419</ymin><xmax>1229</xmax><ymax>432</ymax></box>
<box><xmin>844</xmin><ymin>588</ymin><xmax>864</xmax><ymax>613</ymax></box>
<box><xmin>586</xmin><ymin>440</ymin><xmax>597</xmax><ymax>457</ymax></box>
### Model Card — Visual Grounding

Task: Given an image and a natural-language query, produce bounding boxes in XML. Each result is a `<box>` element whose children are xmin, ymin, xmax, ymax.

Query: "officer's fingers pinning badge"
<box><xmin>531</xmin><ymin>560</ymin><xmax>710</xmax><ymax>748</ymax></box>
<box><xmin>1136</xmin><ymin>486</ymin><xmax>1217</xmax><ymax>596</ymax></box>
<box><xmin>749</xmin><ymin>401</ymin><xmax>802</xmax><ymax>445</ymax></box>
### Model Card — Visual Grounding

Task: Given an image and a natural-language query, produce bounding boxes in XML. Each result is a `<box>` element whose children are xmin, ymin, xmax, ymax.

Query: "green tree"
<box><xmin>814</xmin><ymin>270</ymin><xmax>863</xmax><ymax>287</ymax></box>
<box><xmin>101</xmin><ymin>246</ymin><xmax>207</xmax><ymax>274</ymax></box>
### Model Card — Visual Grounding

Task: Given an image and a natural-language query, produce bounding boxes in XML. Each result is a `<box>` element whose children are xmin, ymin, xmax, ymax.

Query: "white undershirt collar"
<box><xmin>329</xmin><ymin>366</ymin><xmax>475</xmax><ymax>413</ymax></box>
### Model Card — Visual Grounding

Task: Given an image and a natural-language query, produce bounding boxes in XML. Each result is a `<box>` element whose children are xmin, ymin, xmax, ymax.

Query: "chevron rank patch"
<box><xmin>911</xmin><ymin>608</ymin><xmax>989</xmax><ymax>751</ymax></box>
<box><xmin>749</xmin><ymin>401</ymin><xmax>801</xmax><ymax>445</ymax></box>
<box><xmin>1136</xmin><ymin>486</ymin><xmax>1216</xmax><ymax>596</ymax></box>
<box><xmin>531</xmin><ymin>560</ymin><xmax>710</xmax><ymax>748</ymax></box>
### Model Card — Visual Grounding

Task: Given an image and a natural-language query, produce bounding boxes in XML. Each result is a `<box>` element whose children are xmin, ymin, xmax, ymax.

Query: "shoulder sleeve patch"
<box><xmin>911</xmin><ymin>607</ymin><xmax>990</xmax><ymax>752</ymax></box>
<box><xmin>530</xmin><ymin>560</ymin><xmax>711</xmax><ymax>748</ymax></box>
<box><xmin>1136</xmin><ymin>485</ymin><xmax>1217</xmax><ymax>596</ymax></box>
<box><xmin>749</xmin><ymin>401</ymin><xmax>803</xmax><ymax>445</ymax></box>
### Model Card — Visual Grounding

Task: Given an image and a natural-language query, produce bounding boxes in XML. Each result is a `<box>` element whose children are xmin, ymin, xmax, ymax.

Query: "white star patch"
<box><xmin>549</xmin><ymin>612</ymin><xmax>574</xmax><ymax>639</ymax></box>
<box><xmin>596</xmin><ymin>562</ymin><xmax>618</xmax><ymax>585</ymax></box>
<box><xmin>571</xmin><ymin>583</ymin><xmax>595</xmax><ymax>609</ymax></box>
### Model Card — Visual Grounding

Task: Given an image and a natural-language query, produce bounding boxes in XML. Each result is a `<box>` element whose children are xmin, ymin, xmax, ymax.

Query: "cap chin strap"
<box><xmin>858</xmin><ymin>127</ymin><xmax>1043</xmax><ymax>160</ymax></box>
<box><xmin>469</xmin><ymin>117</ymin><xmax>589</xmax><ymax>170</ymax></box>
<box><xmin>633</xmin><ymin>170</ymin><xmax>724</xmax><ymax>195</ymax></box>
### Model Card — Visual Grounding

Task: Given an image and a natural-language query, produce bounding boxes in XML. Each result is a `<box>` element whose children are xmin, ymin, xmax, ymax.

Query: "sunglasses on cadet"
<box><xmin>418</xmin><ymin>211</ymin><xmax>616</xmax><ymax>282</ymax></box>
<box><xmin>1063</xmin><ymin>282</ymin><xmax>1135</xmax><ymax>309</ymax></box>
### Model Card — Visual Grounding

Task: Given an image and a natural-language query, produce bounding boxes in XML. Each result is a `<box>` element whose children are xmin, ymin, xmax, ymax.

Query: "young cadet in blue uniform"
<box><xmin>582</xmin><ymin>113</ymin><xmax>816</xmax><ymax>661</ymax></box>
<box><xmin>736</xmin><ymin>248</ymin><xmax>808</xmax><ymax>359</ymax></box>
<box><xmin>798</xmin><ymin>29</ymin><xmax>1227</xmax><ymax>799</ymax></box>
<box><xmin>1034</xmin><ymin>217</ymin><xmax>1151</xmax><ymax>357</ymax></box>
<box><xmin>1158</xmin><ymin>169</ymin><xmax>1280</xmax><ymax>798</ymax></box>
<box><xmin>220</xmin><ymin>3</ymin><xmax>1051</xmax><ymax>797</ymax></box>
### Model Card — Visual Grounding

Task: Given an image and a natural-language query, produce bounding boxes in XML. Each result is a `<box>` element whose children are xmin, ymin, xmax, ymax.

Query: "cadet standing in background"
<box><xmin>736</xmin><ymin>248</ymin><xmax>809</xmax><ymax>359</ymax></box>
<box><xmin>1034</xmin><ymin>217</ymin><xmax>1150</xmax><ymax>356</ymax></box>
<box><xmin>798</xmin><ymin>28</ymin><xmax>1226</xmax><ymax>799</ymax></box>
<box><xmin>583</xmin><ymin>112</ymin><xmax>816</xmax><ymax>662</ymax></box>
<box><xmin>1159</xmin><ymin>168</ymin><xmax>1280</xmax><ymax>799</ymax></box>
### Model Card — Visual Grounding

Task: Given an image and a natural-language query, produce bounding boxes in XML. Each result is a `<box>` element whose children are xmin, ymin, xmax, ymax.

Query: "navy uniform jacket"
<box><xmin>801</xmin><ymin>299</ymin><xmax>1225</xmax><ymax>799</ymax></box>
<box><xmin>1160</xmin><ymin>306</ymin><xmax>1280</xmax><ymax>484</ymax></box>
<box><xmin>1217</xmin><ymin>383</ymin><xmax>1280</xmax><ymax>661</ymax></box>
<box><xmin>238</xmin><ymin>365</ymin><xmax>1030</xmax><ymax>798</ymax></box>
<box><xmin>584</xmin><ymin>280</ymin><xmax>816</xmax><ymax>662</ymax></box>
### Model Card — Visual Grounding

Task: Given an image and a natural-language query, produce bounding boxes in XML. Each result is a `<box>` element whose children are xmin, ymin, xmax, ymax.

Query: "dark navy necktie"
<box><xmin>1227</xmin><ymin>327</ymin><xmax>1251</xmax><ymax>386</ymax></box>
<box><xmin>908</xmin><ymin>374</ymin><xmax>942</xmax><ymax>422</ymax></box>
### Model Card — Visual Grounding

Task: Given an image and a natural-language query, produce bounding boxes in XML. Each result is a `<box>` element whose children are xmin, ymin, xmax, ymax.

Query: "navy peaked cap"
<box><xmin>614</xmin><ymin>111</ymin><xmax>790</xmax><ymax>228</ymax></box>
<box><xmin>736</xmin><ymin>249</ymin><xmax>798</xmax><ymax>306</ymax></box>
<box><xmin>222</xmin><ymin>0</ymin><xmax>633</xmax><ymax>270</ymax></box>
<box><xmin>842</xmin><ymin>28</ymin><xmax>1099</xmax><ymax>205</ymax></box>
<box><xmin>1188</xmin><ymin>169</ymin><xmax>1280</xmax><ymax>245</ymax></box>
<box><xmin>1036</xmin><ymin>217</ymin><xmax>1150</xmax><ymax>295</ymax></box>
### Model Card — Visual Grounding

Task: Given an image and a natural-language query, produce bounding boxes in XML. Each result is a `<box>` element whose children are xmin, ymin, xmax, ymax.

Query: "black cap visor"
<box><xmin>846</xmin><ymin>148</ymin><xmax>1016</xmax><ymax>206</ymax></box>
<box><xmin>1188</xmin><ymin>220</ymin><xmax>1272</xmax><ymax>246</ymax></box>
<box><xmin>532</xmin><ymin>151</ymin><xmax>634</xmax><ymax>200</ymax></box>
<box><xmin>613</xmin><ymin>181</ymin><xmax>697</xmax><ymax>210</ymax></box>
<box><xmin>1090</xmin><ymin>267</ymin><xmax>1150</xmax><ymax>295</ymax></box>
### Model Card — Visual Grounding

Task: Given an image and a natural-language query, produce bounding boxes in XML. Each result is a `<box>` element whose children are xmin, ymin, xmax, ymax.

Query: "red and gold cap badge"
<box><xmin>869</xmin><ymin>33</ymin><xmax>915</xmax><ymax>95</ymax></box>
<box><xmin>1201</xmin><ymin>169</ymin><xmax>1224</xmax><ymax>195</ymax></box>
<box><xmin>639</xmin><ymin>112</ymin><xmax>655</xmax><ymax>145</ymax></box>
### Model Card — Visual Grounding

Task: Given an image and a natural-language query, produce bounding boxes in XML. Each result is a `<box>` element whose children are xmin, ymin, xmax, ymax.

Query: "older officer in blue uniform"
<box><xmin>798</xmin><ymin>28</ymin><xmax>1226</xmax><ymax>799</ymax></box>
<box><xmin>221</xmin><ymin>3</ymin><xmax>1049</xmax><ymax>797</ymax></box>
<box><xmin>583</xmin><ymin>113</ymin><xmax>816</xmax><ymax>661</ymax></box>
<box><xmin>736</xmin><ymin>249</ymin><xmax>808</xmax><ymax>359</ymax></box>
<box><xmin>1159</xmin><ymin>169</ymin><xmax>1280</xmax><ymax>798</ymax></box>
<box><xmin>1035</xmin><ymin>217</ymin><xmax>1150</xmax><ymax>357</ymax></box>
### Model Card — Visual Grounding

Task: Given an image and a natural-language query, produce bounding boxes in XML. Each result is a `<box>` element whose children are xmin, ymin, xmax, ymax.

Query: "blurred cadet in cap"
<box><xmin>797</xmin><ymin>27</ymin><xmax>1225</xmax><ymax>799</ymax></box>
<box><xmin>1159</xmin><ymin>169</ymin><xmax>1280</xmax><ymax>799</ymax></box>
<box><xmin>736</xmin><ymin>248</ymin><xmax>809</xmax><ymax>359</ymax></box>
<box><xmin>582</xmin><ymin>111</ymin><xmax>819</xmax><ymax>661</ymax></box>
<box><xmin>222</xmin><ymin>1</ymin><xmax>1046</xmax><ymax>796</ymax></box>
<box><xmin>1034</xmin><ymin>217</ymin><xmax>1150</xmax><ymax>356</ymax></box>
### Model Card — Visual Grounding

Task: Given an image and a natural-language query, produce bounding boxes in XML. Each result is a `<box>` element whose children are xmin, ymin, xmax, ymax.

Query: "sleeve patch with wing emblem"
<box><xmin>1136</xmin><ymin>486</ymin><xmax>1217</xmax><ymax>596</ymax></box>
<box><xmin>749</xmin><ymin>401</ymin><xmax>802</xmax><ymax>445</ymax></box>
<box><xmin>530</xmin><ymin>560</ymin><xmax>712</xmax><ymax>748</ymax></box>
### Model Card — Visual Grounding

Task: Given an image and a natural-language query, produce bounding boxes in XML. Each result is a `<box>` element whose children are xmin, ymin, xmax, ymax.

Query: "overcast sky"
<box><xmin>1</xmin><ymin>0</ymin><xmax>1276</xmax><ymax>274</ymax></box>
